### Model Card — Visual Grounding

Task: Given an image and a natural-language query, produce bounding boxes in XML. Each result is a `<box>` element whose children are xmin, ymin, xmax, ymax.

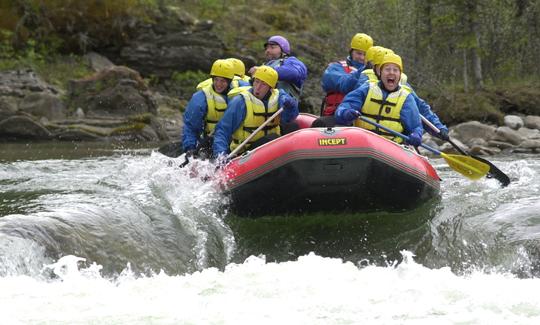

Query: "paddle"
<box><xmin>227</xmin><ymin>107</ymin><xmax>284</xmax><ymax>160</ymax></box>
<box><xmin>357</xmin><ymin>115</ymin><xmax>490</xmax><ymax>181</ymax></box>
<box><xmin>420</xmin><ymin>115</ymin><xmax>510</xmax><ymax>187</ymax></box>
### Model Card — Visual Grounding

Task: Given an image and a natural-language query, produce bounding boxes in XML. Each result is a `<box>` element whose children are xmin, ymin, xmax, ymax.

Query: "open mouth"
<box><xmin>386</xmin><ymin>77</ymin><xmax>396</xmax><ymax>87</ymax></box>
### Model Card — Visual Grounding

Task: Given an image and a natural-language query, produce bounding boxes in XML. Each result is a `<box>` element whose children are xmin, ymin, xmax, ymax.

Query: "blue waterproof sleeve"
<box><xmin>334</xmin><ymin>83</ymin><xmax>369</xmax><ymax>125</ymax></box>
<box><xmin>182</xmin><ymin>91</ymin><xmax>208</xmax><ymax>151</ymax></box>
<box><xmin>274</xmin><ymin>56</ymin><xmax>308</xmax><ymax>89</ymax></box>
<box><xmin>400</xmin><ymin>94</ymin><xmax>424</xmax><ymax>137</ymax></box>
<box><xmin>278</xmin><ymin>89</ymin><xmax>299</xmax><ymax>123</ymax></box>
<box><xmin>321</xmin><ymin>63</ymin><xmax>365</xmax><ymax>94</ymax></box>
<box><xmin>212</xmin><ymin>96</ymin><xmax>247</xmax><ymax>156</ymax></box>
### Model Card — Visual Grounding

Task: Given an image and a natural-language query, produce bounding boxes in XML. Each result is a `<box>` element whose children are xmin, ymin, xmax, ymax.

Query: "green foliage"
<box><xmin>0</xmin><ymin>0</ymin><xmax>159</xmax><ymax>53</ymax></box>
<box><xmin>171</xmin><ymin>70</ymin><xmax>207</xmax><ymax>88</ymax></box>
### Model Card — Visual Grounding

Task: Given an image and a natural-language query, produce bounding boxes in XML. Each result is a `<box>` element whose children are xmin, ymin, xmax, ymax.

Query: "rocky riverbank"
<box><xmin>1</xmin><ymin>3</ymin><xmax>539</xmax><ymax>155</ymax></box>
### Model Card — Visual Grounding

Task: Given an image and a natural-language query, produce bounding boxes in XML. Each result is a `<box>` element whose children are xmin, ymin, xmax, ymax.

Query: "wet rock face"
<box><xmin>68</xmin><ymin>66</ymin><xmax>157</xmax><ymax>117</ymax></box>
<box><xmin>0</xmin><ymin>68</ymin><xmax>168</xmax><ymax>142</ymax></box>
<box><xmin>113</xmin><ymin>30</ymin><xmax>226</xmax><ymax>78</ymax></box>
<box><xmin>0</xmin><ymin>70</ymin><xmax>60</xmax><ymax>97</ymax></box>
<box><xmin>100</xmin><ymin>7</ymin><xmax>225</xmax><ymax>79</ymax></box>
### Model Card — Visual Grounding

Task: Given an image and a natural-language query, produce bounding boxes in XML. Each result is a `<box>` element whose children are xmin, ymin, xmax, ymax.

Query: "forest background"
<box><xmin>1</xmin><ymin>0</ymin><xmax>539</xmax><ymax>126</ymax></box>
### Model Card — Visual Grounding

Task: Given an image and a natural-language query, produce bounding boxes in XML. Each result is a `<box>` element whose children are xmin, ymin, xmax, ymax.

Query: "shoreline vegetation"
<box><xmin>1</xmin><ymin>1</ymin><xmax>540</xmax><ymax>154</ymax></box>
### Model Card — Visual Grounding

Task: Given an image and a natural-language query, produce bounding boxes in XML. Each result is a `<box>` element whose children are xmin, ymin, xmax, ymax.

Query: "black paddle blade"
<box><xmin>470</xmin><ymin>154</ymin><xmax>511</xmax><ymax>187</ymax></box>
<box><xmin>446</xmin><ymin>138</ymin><xmax>510</xmax><ymax>187</ymax></box>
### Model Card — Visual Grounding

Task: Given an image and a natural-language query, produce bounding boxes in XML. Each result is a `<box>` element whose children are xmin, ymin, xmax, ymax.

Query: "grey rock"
<box><xmin>519</xmin><ymin>139</ymin><xmax>540</xmax><ymax>149</ymax></box>
<box><xmin>487</xmin><ymin>140</ymin><xmax>515</xmax><ymax>150</ymax></box>
<box><xmin>524</xmin><ymin>115</ymin><xmax>540</xmax><ymax>130</ymax></box>
<box><xmin>0</xmin><ymin>115</ymin><xmax>52</xmax><ymax>139</ymax></box>
<box><xmin>517</xmin><ymin>127</ymin><xmax>540</xmax><ymax>140</ymax></box>
<box><xmin>492</xmin><ymin>126</ymin><xmax>523</xmax><ymax>145</ymax></box>
<box><xmin>83</xmin><ymin>52</ymin><xmax>115</xmax><ymax>71</ymax></box>
<box><xmin>451</xmin><ymin>121</ymin><xmax>497</xmax><ymax>143</ymax></box>
<box><xmin>504</xmin><ymin>115</ymin><xmax>524</xmax><ymax>130</ymax></box>
<box><xmin>19</xmin><ymin>92</ymin><xmax>67</xmax><ymax>120</ymax></box>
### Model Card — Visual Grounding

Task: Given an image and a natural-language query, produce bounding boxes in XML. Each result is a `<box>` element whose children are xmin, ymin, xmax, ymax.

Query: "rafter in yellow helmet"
<box><xmin>381</xmin><ymin>53</ymin><xmax>403</xmax><ymax>72</ymax></box>
<box><xmin>253</xmin><ymin>66</ymin><xmax>278</xmax><ymax>88</ymax></box>
<box><xmin>350</xmin><ymin>33</ymin><xmax>374</xmax><ymax>52</ymax></box>
<box><xmin>210</xmin><ymin>59</ymin><xmax>235</xmax><ymax>80</ymax></box>
<box><xmin>227</xmin><ymin>58</ymin><xmax>246</xmax><ymax>77</ymax></box>
<box><xmin>372</xmin><ymin>47</ymin><xmax>395</xmax><ymax>67</ymax></box>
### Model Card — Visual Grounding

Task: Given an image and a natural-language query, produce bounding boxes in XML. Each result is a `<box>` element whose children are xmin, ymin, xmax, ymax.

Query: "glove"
<box><xmin>342</xmin><ymin>108</ymin><xmax>360</xmax><ymax>122</ymax></box>
<box><xmin>406</xmin><ymin>132</ymin><xmax>422</xmax><ymax>147</ymax></box>
<box><xmin>185</xmin><ymin>149</ymin><xmax>196</xmax><ymax>158</ymax></box>
<box><xmin>282</xmin><ymin>97</ymin><xmax>297</xmax><ymax>110</ymax></box>
<box><xmin>439</xmin><ymin>128</ymin><xmax>449</xmax><ymax>141</ymax></box>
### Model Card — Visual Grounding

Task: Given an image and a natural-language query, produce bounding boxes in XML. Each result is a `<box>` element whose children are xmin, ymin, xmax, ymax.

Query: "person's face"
<box><xmin>265</xmin><ymin>43</ymin><xmax>282</xmax><ymax>60</ymax></box>
<box><xmin>213</xmin><ymin>77</ymin><xmax>229</xmax><ymax>93</ymax></box>
<box><xmin>351</xmin><ymin>49</ymin><xmax>366</xmax><ymax>64</ymax></box>
<box><xmin>380</xmin><ymin>63</ymin><xmax>401</xmax><ymax>91</ymax></box>
<box><xmin>252</xmin><ymin>79</ymin><xmax>271</xmax><ymax>99</ymax></box>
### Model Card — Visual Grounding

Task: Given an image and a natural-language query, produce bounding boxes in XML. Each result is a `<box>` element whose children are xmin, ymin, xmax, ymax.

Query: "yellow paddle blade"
<box><xmin>440</xmin><ymin>153</ymin><xmax>491</xmax><ymax>180</ymax></box>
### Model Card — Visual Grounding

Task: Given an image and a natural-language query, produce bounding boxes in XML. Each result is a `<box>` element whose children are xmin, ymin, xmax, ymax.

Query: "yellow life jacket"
<box><xmin>361</xmin><ymin>69</ymin><xmax>378</xmax><ymax>82</ymax></box>
<box><xmin>201</xmin><ymin>85</ymin><xmax>228</xmax><ymax>135</ymax></box>
<box><xmin>354</xmin><ymin>82</ymin><xmax>411</xmax><ymax>144</ymax></box>
<box><xmin>227</xmin><ymin>86</ymin><xmax>251</xmax><ymax>98</ymax></box>
<box><xmin>196</xmin><ymin>78</ymin><xmax>212</xmax><ymax>91</ymax></box>
<box><xmin>400</xmin><ymin>72</ymin><xmax>408</xmax><ymax>86</ymax></box>
<box><xmin>230</xmin><ymin>89</ymin><xmax>280</xmax><ymax>152</ymax></box>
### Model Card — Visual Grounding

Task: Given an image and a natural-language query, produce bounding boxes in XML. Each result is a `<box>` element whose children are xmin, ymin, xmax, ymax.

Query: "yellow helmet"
<box><xmin>350</xmin><ymin>33</ymin><xmax>373</xmax><ymax>52</ymax></box>
<box><xmin>380</xmin><ymin>53</ymin><xmax>403</xmax><ymax>72</ymax></box>
<box><xmin>210</xmin><ymin>59</ymin><xmax>235</xmax><ymax>80</ymax></box>
<box><xmin>253</xmin><ymin>66</ymin><xmax>278</xmax><ymax>88</ymax></box>
<box><xmin>227</xmin><ymin>58</ymin><xmax>246</xmax><ymax>77</ymax></box>
<box><xmin>372</xmin><ymin>47</ymin><xmax>395</xmax><ymax>67</ymax></box>
<box><xmin>366</xmin><ymin>46</ymin><xmax>383</xmax><ymax>64</ymax></box>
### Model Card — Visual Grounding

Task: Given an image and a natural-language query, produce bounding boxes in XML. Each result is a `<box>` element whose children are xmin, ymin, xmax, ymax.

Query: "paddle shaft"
<box><xmin>227</xmin><ymin>107</ymin><xmax>284</xmax><ymax>160</ymax></box>
<box><xmin>420</xmin><ymin>115</ymin><xmax>468</xmax><ymax>155</ymax></box>
<box><xmin>358</xmin><ymin>115</ymin><xmax>443</xmax><ymax>155</ymax></box>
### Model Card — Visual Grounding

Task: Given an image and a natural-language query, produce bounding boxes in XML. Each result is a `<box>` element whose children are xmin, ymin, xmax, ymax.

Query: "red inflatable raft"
<box><xmin>220</xmin><ymin>114</ymin><xmax>441</xmax><ymax>217</ymax></box>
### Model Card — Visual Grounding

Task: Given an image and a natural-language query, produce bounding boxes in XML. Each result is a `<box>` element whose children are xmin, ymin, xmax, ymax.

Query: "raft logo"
<box><xmin>318</xmin><ymin>138</ymin><xmax>347</xmax><ymax>146</ymax></box>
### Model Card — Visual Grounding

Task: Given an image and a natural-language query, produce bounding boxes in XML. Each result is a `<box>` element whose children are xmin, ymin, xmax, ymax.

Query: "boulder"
<box><xmin>0</xmin><ymin>97</ymin><xmax>18</xmax><ymax>121</ymax></box>
<box><xmin>503</xmin><ymin>115</ymin><xmax>524</xmax><ymax>130</ymax></box>
<box><xmin>524</xmin><ymin>115</ymin><xmax>540</xmax><ymax>130</ymax></box>
<box><xmin>68</xmin><ymin>66</ymin><xmax>157</xmax><ymax>117</ymax></box>
<box><xmin>451</xmin><ymin>121</ymin><xmax>496</xmax><ymax>144</ymax></box>
<box><xmin>492</xmin><ymin>126</ymin><xmax>523</xmax><ymax>145</ymax></box>
<box><xmin>0</xmin><ymin>115</ymin><xmax>52</xmax><ymax>139</ymax></box>
<box><xmin>83</xmin><ymin>52</ymin><xmax>115</xmax><ymax>72</ymax></box>
<box><xmin>469</xmin><ymin>145</ymin><xmax>501</xmax><ymax>155</ymax></box>
<box><xmin>0</xmin><ymin>69</ymin><xmax>59</xmax><ymax>95</ymax></box>
<box><xmin>517</xmin><ymin>127</ymin><xmax>540</xmax><ymax>140</ymax></box>
<box><xmin>19</xmin><ymin>92</ymin><xmax>67</xmax><ymax>120</ymax></box>
<box><xmin>487</xmin><ymin>140</ymin><xmax>515</xmax><ymax>150</ymax></box>
<box><xmin>519</xmin><ymin>139</ymin><xmax>540</xmax><ymax>150</ymax></box>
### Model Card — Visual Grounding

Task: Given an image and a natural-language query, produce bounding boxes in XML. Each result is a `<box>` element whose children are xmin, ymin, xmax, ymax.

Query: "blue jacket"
<box><xmin>266</xmin><ymin>56</ymin><xmax>308</xmax><ymax>90</ymax></box>
<box><xmin>182</xmin><ymin>89</ymin><xmax>228</xmax><ymax>151</ymax></box>
<box><xmin>406</xmin><ymin>84</ymin><xmax>448</xmax><ymax>135</ymax></box>
<box><xmin>321</xmin><ymin>56</ymin><xmax>366</xmax><ymax>94</ymax></box>
<box><xmin>212</xmin><ymin>89</ymin><xmax>299</xmax><ymax>155</ymax></box>
<box><xmin>335</xmin><ymin>81</ymin><xmax>423</xmax><ymax>138</ymax></box>
<box><xmin>355</xmin><ymin>77</ymin><xmax>448</xmax><ymax>135</ymax></box>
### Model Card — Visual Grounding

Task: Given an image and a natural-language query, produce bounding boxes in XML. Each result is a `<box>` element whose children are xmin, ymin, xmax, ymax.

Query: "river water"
<box><xmin>1</xmin><ymin>142</ymin><xmax>539</xmax><ymax>324</ymax></box>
